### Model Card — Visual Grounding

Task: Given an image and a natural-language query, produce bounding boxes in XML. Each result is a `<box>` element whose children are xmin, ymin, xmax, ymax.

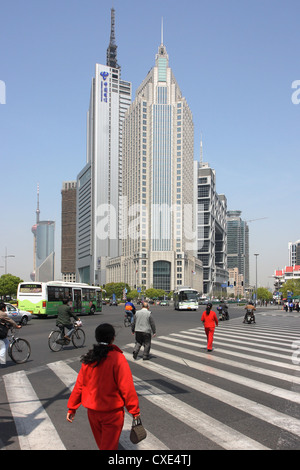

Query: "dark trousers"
<box><xmin>133</xmin><ymin>332</ymin><xmax>151</xmax><ymax>358</ymax></box>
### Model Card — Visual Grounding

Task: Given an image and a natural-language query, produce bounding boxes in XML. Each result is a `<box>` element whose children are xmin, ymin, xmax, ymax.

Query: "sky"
<box><xmin>1</xmin><ymin>0</ymin><xmax>300</xmax><ymax>289</ymax></box>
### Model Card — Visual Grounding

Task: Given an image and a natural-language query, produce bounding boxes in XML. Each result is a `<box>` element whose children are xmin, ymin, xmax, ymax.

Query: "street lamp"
<box><xmin>3</xmin><ymin>247</ymin><xmax>15</xmax><ymax>274</ymax></box>
<box><xmin>254</xmin><ymin>253</ymin><xmax>259</xmax><ymax>304</ymax></box>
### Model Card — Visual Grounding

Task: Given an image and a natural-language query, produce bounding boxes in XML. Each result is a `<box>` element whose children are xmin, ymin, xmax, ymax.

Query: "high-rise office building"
<box><xmin>61</xmin><ymin>181</ymin><xmax>77</xmax><ymax>282</ymax></box>
<box><xmin>76</xmin><ymin>8</ymin><xmax>132</xmax><ymax>285</ymax></box>
<box><xmin>227</xmin><ymin>210</ymin><xmax>249</xmax><ymax>287</ymax></box>
<box><xmin>107</xmin><ymin>36</ymin><xmax>202</xmax><ymax>292</ymax></box>
<box><xmin>196</xmin><ymin>157</ymin><xmax>227</xmax><ymax>295</ymax></box>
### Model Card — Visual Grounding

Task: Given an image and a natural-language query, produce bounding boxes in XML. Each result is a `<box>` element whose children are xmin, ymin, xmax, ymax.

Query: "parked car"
<box><xmin>160</xmin><ymin>300</ymin><xmax>169</xmax><ymax>306</ymax></box>
<box><xmin>4</xmin><ymin>303</ymin><xmax>32</xmax><ymax>325</ymax></box>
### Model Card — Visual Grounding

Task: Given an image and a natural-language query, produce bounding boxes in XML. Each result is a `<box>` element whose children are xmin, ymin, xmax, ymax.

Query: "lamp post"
<box><xmin>254</xmin><ymin>253</ymin><xmax>259</xmax><ymax>305</ymax></box>
<box><xmin>3</xmin><ymin>247</ymin><xmax>15</xmax><ymax>274</ymax></box>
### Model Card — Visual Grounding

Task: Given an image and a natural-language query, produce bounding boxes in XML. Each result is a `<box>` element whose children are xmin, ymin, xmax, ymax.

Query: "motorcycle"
<box><xmin>217</xmin><ymin>305</ymin><xmax>229</xmax><ymax>321</ymax></box>
<box><xmin>245</xmin><ymin>309</ymin><xmax>255</xmax><ymax>324</ymax></box>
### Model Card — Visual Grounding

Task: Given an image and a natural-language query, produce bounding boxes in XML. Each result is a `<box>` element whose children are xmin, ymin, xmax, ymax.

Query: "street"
<box><xmin>1</xmin><ymin>303</ymin><xmax>300</xmax><ymax>451</ymax></box>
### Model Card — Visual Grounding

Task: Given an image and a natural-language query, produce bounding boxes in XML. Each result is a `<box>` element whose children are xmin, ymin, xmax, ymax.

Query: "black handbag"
<box><xmin>130</xmin><ymin>417</ymin><xmax>147</xmax><ymax>444</ymax></box>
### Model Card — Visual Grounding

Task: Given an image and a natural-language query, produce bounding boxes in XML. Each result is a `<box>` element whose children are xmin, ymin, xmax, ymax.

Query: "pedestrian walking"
<box><xmin>0</xmin><ymin>301</ymin><xmax>21</xmax><ymax>366</ymax></box>
<box><xmin>66</xmin><ymin>323</ymin><xmax>140</xmax><ymax>450</ymax></box>
<box><xmin>132</xmin><ymin>301</ymin><xmax>156</xmax><ymax>360</ymax></box>
<box><xmin>201</xmin><ymin>303</ymin><xmax>218</xmax><ymax>352</ymax></box>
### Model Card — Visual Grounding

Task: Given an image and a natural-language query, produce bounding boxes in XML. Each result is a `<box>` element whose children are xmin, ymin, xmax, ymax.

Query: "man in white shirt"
<box><xmin>131</xmin><ymin>302</ymin><xmax>156</xmax><ymax>360</ymax></box>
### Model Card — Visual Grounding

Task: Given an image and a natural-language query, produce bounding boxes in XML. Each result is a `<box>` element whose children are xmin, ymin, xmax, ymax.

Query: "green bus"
<box><xmin>17</xmin><ymin>281</ymin><xmax>102</xmax><ymax>317</ymax></box>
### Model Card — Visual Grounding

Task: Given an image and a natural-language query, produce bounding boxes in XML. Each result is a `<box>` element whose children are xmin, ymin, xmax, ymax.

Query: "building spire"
<box><xmin>200</xmin><ymin>135</ymin><xmax>203</xmax><ymax>166</ymax></box>
<box><xmin>36</xmin><ymin>183</ymin><xmax>40</xmax><ymax>224</ymax></box>
<box><xmin>106</xmin><ymin>7</ymin><xmax>120</xmax><ymax>69</ymax></box>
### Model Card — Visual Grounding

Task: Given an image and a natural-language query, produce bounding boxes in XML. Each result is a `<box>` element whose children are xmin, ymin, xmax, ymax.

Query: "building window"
<box><xmin>153</xmin><ymin>260</ymin><xmax>171</xmax><ymax>292</ymax></box>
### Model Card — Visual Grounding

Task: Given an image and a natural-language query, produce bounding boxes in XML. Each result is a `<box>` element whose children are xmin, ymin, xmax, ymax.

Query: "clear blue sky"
<box><xmin>1</xmin><ymin>0</ymin><xmax>299</xmax><ymax>289</ymax></box>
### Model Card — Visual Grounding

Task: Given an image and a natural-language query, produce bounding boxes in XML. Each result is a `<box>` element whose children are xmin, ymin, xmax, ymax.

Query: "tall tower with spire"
<box><xmin>106</xmin><ymin>32</ymin><xmax>203</xmax><ymax>292</ymax></box>
<box><xmin>76</xmin><ymin>7</ymin><xmax>132</xmax><ymax>285</ymax></box>
<box><xmin>31</xmin><ymin>184</ymin><xmax>55</xmax><ymax>281</ymax></box>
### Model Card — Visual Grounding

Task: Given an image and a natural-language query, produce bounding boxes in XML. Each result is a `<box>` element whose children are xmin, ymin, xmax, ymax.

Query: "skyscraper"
<box><xmin>61</xmin><ymin>181</ymin><xmax>77</xmax><ymax>282</ymax></box>
<box><xmin>227</xmin><ymin>210</ymin><xmax>249</xmax><ymax>287</ymax></box>
<box><xmin>76</xmin><ymin>8</ymin><xmax>132</xmax><ymax>285</ymax></box>
<box><xmin>197</xmin><ymin>155</ymin><xmax>227</xmax><ymax>295</ymax></box>
<box><xmin>107</xmin><ymin>35</ymin><xmax>202</xmax><ymax>292</ymax></box>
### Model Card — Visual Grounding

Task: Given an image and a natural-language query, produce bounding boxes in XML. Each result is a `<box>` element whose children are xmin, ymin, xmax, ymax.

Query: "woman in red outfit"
<box><xmin>66</xmin><ymin>323</ymin><xmax>140</xmax><ymax>450</ymax></box>
<box><xmin>201</xmin><ymin>303</ymin><xmax>218</xmax><ymax>351</ymax></box>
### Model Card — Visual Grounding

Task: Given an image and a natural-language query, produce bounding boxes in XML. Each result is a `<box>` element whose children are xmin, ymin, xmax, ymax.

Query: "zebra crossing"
<box><xmin>1</xmin><ymin>314</ymin><xmax>300</xmax><ymax>450</ymax></box>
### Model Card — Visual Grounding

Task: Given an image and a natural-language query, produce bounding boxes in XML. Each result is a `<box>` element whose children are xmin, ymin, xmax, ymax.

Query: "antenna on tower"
<box><xmin>106</xmin><ymin>7</ymin><xmax>120</xmax><ymax>69</ymax></box>
<box><xmin>161</xmin><ymin>17</ymin><xmax>164</xmax><ymax>45</ymax></box>
<box><xmin>36</xmin><ymin>183</ymin><xmax>40</xmax><ymax>224</ymax></box>
<box><xmin>200</xmin><ymin>134</ymin><xmax>203</xmax><ymax>166</ymax></box>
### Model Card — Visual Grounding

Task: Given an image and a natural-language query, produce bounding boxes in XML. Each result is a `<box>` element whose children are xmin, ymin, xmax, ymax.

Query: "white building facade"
<box><xmin>76</xmin><ymin>9</ymin><xmax>131</xmax><ymax>285</ymax></box>
<box><xmin>107</xmin><ymin>41</ymin><xmax>202</xmax><ymax>293</ymax></box>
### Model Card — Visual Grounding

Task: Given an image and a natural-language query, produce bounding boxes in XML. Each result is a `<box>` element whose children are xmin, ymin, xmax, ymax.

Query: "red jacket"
<box><xmin>67</xmin><ymin>345</ymin><xmax>140</xmax><ymax>416</ymax></box>
<box><xmin>201</xmin><ymin>310</ymin><xmax>218</xmax><ymax>328</ymax></box>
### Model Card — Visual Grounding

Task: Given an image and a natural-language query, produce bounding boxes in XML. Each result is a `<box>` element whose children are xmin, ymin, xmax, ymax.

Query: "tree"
<box><xmin>104</xmin><ymin>282</ymin><xmax>131</xmax><ymax>299</ymax></box>
<box><xmin>0</xmin><ymin>274</ymin><xmax>23</xmax><ymax>298</ymax></box>
<box><xmin>281</xmin><ymin>279</ymin><xmax>300</xmax><ymax>298</ymax></box>
<box><xmin>256</xmin><ymin>287</ymin><xmax>273</xmax><ymax>302</ymax></box>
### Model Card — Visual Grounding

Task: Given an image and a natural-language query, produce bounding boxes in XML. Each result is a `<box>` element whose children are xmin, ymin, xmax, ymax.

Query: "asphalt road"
<box><xmin>1</xmin><ymin>302</ymin><xmax>247</xmax><ymax>374</ymax></box>
<box><xmin>2</xmin><ymin>302</ymin><xmax>299</xmax><ymax>452</ymax></box>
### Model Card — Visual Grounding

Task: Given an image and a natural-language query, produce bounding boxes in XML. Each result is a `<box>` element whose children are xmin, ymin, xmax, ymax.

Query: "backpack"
<box><xmin>0</xmin><ymin>321</ymin><xmax>9</xmax><ymax>339</ymax></box>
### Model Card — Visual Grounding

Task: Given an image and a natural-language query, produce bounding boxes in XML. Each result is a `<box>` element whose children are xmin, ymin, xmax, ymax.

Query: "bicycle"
<box><xmin>7</xmin><ymin>327</ymin><xmax>31</xmax><ymax>364</ymax></box>
<box><xmin>124</xmin><ymin>312</ymin><xmax>132</xmax><ymax>327</ymax></box>
<box><xmin>48</xmin><ymin>321</ymin><xmax>85</xmax><ymax>352</ymax></box>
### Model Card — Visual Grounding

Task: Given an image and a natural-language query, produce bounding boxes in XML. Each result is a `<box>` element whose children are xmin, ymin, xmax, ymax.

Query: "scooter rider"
<box><xmin>218</xmin><ymin>299</ymin><xmax>229</xmax><ymax>320</ymax></box>
<box><xmin>243</xmin><ymin>301</ymin><xmax>256</xmax><ymax>323</ymax></box>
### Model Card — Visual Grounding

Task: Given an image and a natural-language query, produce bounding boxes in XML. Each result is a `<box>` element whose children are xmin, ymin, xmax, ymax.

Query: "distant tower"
<box><xmin>30</xmin><ymin>184</ymin><xmax>40</xmax><ymax>280</ymax></box>
<box><xmin>31</xmin><ymin>184</ymin><xmax>55</xmax><ymax>282</ymax></box>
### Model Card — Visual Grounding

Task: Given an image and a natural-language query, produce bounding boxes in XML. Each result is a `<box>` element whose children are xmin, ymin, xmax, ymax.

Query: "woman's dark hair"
<box><xmin>206</xmin><ymin>303</ymin><xmax>212</xmax><ymax>314</ymax></box>
<box><xmin>81</xmin><ymin>323</ymin><xmax>115</xmax><ymax>366</ymax></box>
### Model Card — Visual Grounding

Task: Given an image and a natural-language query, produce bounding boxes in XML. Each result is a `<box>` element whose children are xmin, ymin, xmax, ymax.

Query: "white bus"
<box><xmin>173</xmin><ymin>288</ymin><xmax>199</xmax><ymax>310</ymax></box>
<box><xmin>17</xmin><ymin>281</ymin><xmax>103</xmax><ymax>317</ymax></box>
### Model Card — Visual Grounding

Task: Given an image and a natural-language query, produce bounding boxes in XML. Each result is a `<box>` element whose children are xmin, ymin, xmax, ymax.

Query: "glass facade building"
<box><xmin>227</xmin><ymin>210</ymin><xmax>249</xmax><ymax>287</ymax></box>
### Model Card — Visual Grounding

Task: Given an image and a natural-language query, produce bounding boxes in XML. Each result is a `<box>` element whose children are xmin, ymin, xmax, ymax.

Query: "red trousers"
<box><xmin>87</xmin><ymin>408</ymin><xmax>124</xmax><ymax>450</ymax></box>
<box><xmin>205</xmin><ymin>327</ymin><xmax>215</xmax><ymax>350</ymax></box>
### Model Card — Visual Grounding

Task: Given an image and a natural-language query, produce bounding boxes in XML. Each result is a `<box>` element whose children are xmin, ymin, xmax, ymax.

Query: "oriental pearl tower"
<box><xmin>30</xmin><ymin>184</ymin><xmax>40</xmax><ymax>281</ymax></box>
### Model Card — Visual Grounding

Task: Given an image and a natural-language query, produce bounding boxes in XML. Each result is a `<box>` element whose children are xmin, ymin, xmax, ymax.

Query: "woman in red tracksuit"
<box><xmin>201</xmin><ymin>303</ymin><xmax>218</xmax><ymax>352</ymax></box>
<box><xmin>67</xmin><ymin>323</ymin><xmax>140</xmax><ymax>450</ymax></box>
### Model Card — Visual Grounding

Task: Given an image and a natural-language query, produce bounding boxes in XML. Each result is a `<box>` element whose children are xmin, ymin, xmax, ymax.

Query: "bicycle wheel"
<box><xmin>48</xmin><ymin>330</ymin><xmax>64</xmax><ymax>352</ymax></box>
<box><xmin>124</xmin><ymin>317</ymin><xmax>131</xmax><ymax>327</ymax></box>
<box><xmin>72</xmin><ymin>328</ymin><xmax>85</xmax><ymax>348</ymax></box>
<box><xmin>9</xmin><ymin>338</ymin><xmax>31</xmax><ymax>364</ymax></box>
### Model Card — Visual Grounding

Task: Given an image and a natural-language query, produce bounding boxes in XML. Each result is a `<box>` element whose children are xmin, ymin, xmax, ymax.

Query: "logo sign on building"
<box><xmin>100</xmin><ymin>71</ymin><xmax>109</xmax><ymax>103</ymax></box>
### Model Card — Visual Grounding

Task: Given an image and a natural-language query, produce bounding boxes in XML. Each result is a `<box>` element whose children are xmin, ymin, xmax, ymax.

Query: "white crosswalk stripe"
<box><xmin>1</xmin><ymin>315</ymin><xmax>300</xmax><ymax>450</ymax></box>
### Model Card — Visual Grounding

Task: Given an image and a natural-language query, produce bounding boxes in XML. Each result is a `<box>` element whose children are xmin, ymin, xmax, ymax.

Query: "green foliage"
<box><xmin>256</xmin><ymin>287</ymin><xmax>273</xmax><ymax>302</ymax></box>
<box><xmin>280</xmin><ymin>279</ymin><xmax>300</xmax><ymax>298</ymax></box>
<box><xmin>145</xmin><ymin>288</ymin><xmax>166</xmax><ymax>299</ymax></box>
<box><xmin>104</xmin><ymin>282</ymin><xmax>131</xmax><ymax>299</ymax></box>
<box><xmin>0</xmin><ymin>274</ymin><xmax>23</xmax><ymax>297</ymax></box>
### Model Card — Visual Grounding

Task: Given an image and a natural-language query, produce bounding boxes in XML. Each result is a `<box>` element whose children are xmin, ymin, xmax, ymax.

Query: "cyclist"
<box><xmin>0</xmin><ymin>301</ymin><xmax>21</xmax><ymax>365</ymax></box>
<box><xmin>57</xmin><ymin>299</ymin><xmax>81</xmax><ymax>342</ymax></box>
<box><xmin>125</xmin><ymin>298</ymin><xmax>136</xmax><ymax>323</ymax></box>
